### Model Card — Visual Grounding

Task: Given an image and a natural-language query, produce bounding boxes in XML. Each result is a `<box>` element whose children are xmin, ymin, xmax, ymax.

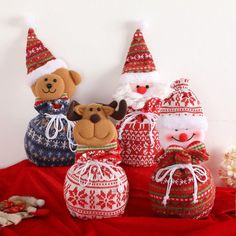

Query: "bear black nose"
<box><xmin>90</xmin><ymin>114</ymin><xmax>100</xmax><ymax>123</ymax></box>
<box><xmin>47</xmin><ymin>83</ymin><xmax>52</xmax><ymax>89</ymax></box>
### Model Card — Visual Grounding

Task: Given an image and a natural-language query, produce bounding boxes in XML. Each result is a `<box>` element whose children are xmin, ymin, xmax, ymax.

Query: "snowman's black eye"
<box><xmin>136</xmin><ymin>85</ymin><xmax>140</xmax><ymax>88</ymax></box>
<box><xmin>146</xmin><ymin>85</ymin><xmax>149</xmax><ymax>89</ymax></box>
<box><xmin>186</xmin><ymin>128</ymin><xmax>188</xmax><ymax>130</ymax></box>
<box><xmin>175</xmin><ymin>129</ymin><xmax>178</xmax><ymax>132</ymax></box>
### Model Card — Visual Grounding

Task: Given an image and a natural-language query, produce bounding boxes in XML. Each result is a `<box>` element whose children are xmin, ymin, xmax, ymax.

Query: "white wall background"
<box><xmin>0</xmin><ymin>0</ymin><xmax>236</xmax><ymax>185</ymax></box>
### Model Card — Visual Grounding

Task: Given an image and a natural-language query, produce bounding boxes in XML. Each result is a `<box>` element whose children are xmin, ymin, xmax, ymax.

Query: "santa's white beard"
<box><xmin>113</xmin><ymin>83</ymin><xmax>168</xmax><ymax>109</ymax></box>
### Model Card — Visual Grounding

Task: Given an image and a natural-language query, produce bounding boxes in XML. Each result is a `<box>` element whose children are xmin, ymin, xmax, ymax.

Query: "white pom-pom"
<box><xmin>136</xmin><ymin>20</ymin><xmax>149</xmax><ymax>31</ymax></box>
<box><xmin>25</xmin><ymin>15</ymin><xmax>36</xmax><ymax>28</ymax></box>
<box><xmin>36</xmin><ymin>199</ymin><xmax>45</xmax><ymax>207</ymax></box>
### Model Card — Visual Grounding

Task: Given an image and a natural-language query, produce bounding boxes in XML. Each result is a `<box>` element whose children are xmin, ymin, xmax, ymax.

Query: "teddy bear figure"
<box><xmin>64</xmin><ymin>100</ymin><xmax>129</xmax><ymax>219</ymax></box>
<box><xmin>24</xmin><ymin>27</ymin><xmax>81</xmax><ymax>166</ymax></box>
<box><xmin>149</xmin><ymin>79</ymin><xmax>215</xmax><ymax>219</ymax></box>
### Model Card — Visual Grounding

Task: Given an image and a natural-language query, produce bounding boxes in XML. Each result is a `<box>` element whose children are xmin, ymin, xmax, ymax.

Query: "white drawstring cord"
<box><xmin>45</xmin><ymin>113</ymin><xmax>77</xmax><ymax>152</ymax></box>
<box><xmin>118</xmin><ymin>111</ymin><xmax>159</xmax><ymax>144</ymax></box>
<box><xmin>154</xmin><ymin>163</ymin><xmax>208</xmax><ymax>206</ymax></box>
<box><xmin>74</xmin><ymin>159</ymin><xmax>124</xmax><ymax>192</ymax></box>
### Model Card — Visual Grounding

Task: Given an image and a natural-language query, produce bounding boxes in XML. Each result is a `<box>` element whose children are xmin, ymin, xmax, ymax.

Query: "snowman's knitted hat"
<box><xmin>158</xmin><ymin>78</ymin><xmax>208</xmax><ymax>130</ymax></box>
<box><xmin>121</xmin><ymin>23</ymin><xmax>160</xmax><ymax>84</ymax></box>
<box><xmin>26</xmin><ymin>27</ymin><xmax>67</xmax><ymax>86</ymax></box>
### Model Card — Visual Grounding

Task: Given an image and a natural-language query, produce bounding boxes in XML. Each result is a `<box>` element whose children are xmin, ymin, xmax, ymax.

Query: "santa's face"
<box><xmin>158</xmin><ymin>127</ymin><xmax>206</xmax><ymax>149</ymax></box>
<box><xmin>129</xmin><ymin>83</ymin><xmax>153</xmax><ymax>95</ymax></box>
<box><xmin>113</xmin><ymin>82</ymin><xmax>167</xmax><ymax>109</ymax></box>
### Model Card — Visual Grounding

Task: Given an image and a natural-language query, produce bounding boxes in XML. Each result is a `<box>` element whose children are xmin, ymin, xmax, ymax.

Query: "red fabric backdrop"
<box><xmin>0</xmin><ymin>160</ymin><xmax>235</xmax><ymax>236</ymax></box>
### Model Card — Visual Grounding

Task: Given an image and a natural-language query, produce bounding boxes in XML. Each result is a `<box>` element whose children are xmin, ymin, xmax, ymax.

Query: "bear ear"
<box><xmin>69</xmin><ymin>70</ymin><xmax>81</xmax><ymax>86</ymax></box>
<box><xmin>67</xmin><ymin>100</ymin><xmax>82</xmax><ymax>121</ymax></box>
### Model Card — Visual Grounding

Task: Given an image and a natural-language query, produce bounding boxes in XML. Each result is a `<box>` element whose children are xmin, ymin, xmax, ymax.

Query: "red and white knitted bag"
<box><xmin>149</xmin><ymin>141</ymin><xmax>215</xmax><ymax>219</ymax></box>
<box><xmin>64</xmin><ymin>142</ymin><xmax>129</xmax><ymax>219</ymax></box>
<box><xmin>117</xmin><ymin>98</ymin><xmax>162</xmax><ymax>167</ymax></box>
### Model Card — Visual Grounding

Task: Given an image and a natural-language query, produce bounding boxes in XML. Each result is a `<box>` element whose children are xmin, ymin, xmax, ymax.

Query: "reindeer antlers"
<box><xmin>109</xmin><ymin>99</ymin><xmax>127</xmax><ymax>120</ymax></box>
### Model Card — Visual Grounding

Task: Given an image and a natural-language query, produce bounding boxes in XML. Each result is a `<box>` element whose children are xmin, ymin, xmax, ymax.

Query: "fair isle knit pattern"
<box><xmin>26</xmin><ymin>28</ymin><xmax>55</xmax><ymax>74</ymax></box>
<box><xmin>64</xmin><ymin>143</ymin><xmax>129</xmax><ymax>219</ymax></box>
<box><xmin>117</xmin><ymin>97</ymin><xmax>162</xmax><ymax>167</ymax></box>
<box><xmin>122</xmin><ymin>29</ymin><xmax>156</xmax><ymax>74</ymax></box>
<box><xmin>149</xmin><ymin>141</ymin><xmax>215</xmax><ymax>219</ymax></box>
<box><xmin>161</xmin><ymin>79</ymin><xmax>203</xmax><ymax>116</ymax></box>
<box><xmin>24</xmin><ymin>97</ymin><xmax>75</xmax><ymax>167</ymax></box>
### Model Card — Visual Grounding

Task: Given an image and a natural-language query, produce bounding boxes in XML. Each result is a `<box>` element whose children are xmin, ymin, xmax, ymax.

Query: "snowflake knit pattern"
<box><xmin>149</xmin><ymin>141</ymin><xmax>215</xmax><ymax>219</ymax></box>
<box><xmin>64</xmin><ymin>141</ymin><xmax>129</xmax><ymax>219</ymax></box>
<box><xmin>24</xmin><ymin>95</ymin><xmax>75</xmax><ymax>166</ymax></box>
<box><xmin>117</xmin><ymin>97</ymin><xmax>162</xmax><ymax>167</ymax></box>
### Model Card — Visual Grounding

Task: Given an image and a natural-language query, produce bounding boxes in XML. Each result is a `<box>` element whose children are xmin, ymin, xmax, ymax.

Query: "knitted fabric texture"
<box><xmin>149</xmin><ymin>141</ymin><xmax>215</xmax><ymax>219</ymax></box>
<box><xmin>64</xmin><ymin>141</ymin><xmax>129</xmax><ymax>219</ymax></box>
<box><xmin>122</xmin><ymin>29</ymin><xmax>156</xmax><ymax>74</ymax></box>
<box><xmin>117</xmin><ymin>97</ymin><xmax>162</xmax><ymax>167</ymax></box>
<box><xmin>24</xmin><ymin>95</ymin><xmax>76</xmax><ymax>166</ymax></box>
<box><xmin>161</xmin><ymin>78</ymin><xmax>203</xmax><ymax>116</ymax></box>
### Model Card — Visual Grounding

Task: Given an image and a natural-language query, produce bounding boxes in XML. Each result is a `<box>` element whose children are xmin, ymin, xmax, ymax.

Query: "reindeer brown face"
<box><xmin>67</xmin><ymin>100</ymin><xmax>127</xmax><ymax>146</ymax></box>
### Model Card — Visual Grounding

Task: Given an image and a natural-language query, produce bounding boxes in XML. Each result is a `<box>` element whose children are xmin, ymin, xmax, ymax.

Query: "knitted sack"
<box><xmin>117</xmin><ymin>98</ymin><xmax>162</xmax><ymax>167</ymax></box>
<box><xmin>24</xmin><ymin>95</ymin><xmax>76</xmax><ymax>166</ymax></box>
<box><xmin>149</xmin><ymin>141</ymin><xmax>215</xmax><ymax>219</ymax></box>
<box><xmin>64</xmin><ymin>142</ymin><xmax>129</xmax><ymax>219</ymax></box>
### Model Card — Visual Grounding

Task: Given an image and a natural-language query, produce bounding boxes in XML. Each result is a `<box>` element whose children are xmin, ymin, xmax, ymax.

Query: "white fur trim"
<box><xmin>120</xmin><ymin>71</ymin><xmax>160</xmax><ymax>84</ymax></box>
<box><xmin>157</xmin><ymin>115</ymin><xmax>208</xmax><ymax>130</ymax></box>
<box><xmin>27</xmin><ymin>59</ymin><xmax>67</xmax><ymax>86</ymax></box>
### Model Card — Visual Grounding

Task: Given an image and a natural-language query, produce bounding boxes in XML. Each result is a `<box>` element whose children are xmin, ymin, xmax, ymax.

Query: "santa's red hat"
<box><xmin>158</xmin><ymin>78</ymin><xmax>208</xmax><ymax>130</ymax></box>
<box><xmin>26</xmin><ymin>27</ymin><xmax>67</xmax><ymax>86</ymax></box>
<box><xmin>121</xmin><ymin>23</ymin><xmax>159</xmax><ymax>84</ymax></box>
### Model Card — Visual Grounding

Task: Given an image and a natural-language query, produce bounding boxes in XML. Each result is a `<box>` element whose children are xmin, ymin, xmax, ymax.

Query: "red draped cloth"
<box><xmin>0</xmin><ymin>160</ymin><xmax>235</xmax><ymax>236</ymax></box>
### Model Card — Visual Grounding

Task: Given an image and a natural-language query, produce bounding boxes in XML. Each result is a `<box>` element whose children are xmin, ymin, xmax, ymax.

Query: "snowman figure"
<box><xmin>114</xmin><ymin>25</ymin><xmax>167</xmax><ymax>167</ymax></box>
<box><xmin>149</xmin><ymin>78</ymin><xmax>215</xmax><ymax>219</ymax></box>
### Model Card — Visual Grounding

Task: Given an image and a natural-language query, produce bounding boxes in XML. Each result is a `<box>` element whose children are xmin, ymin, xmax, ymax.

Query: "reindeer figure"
<box><xmin>64</xmin><ymin>100</ymin><xmax>129</xmax><ymax>219</ymax></box>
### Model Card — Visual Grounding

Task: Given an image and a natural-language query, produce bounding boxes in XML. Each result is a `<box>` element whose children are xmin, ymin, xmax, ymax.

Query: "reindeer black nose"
<box><xmin>90</xmin><ymin>114</ymin><xmax>100</xmax><ymax>123</ymax></box>
<box><xmin>47</xmin><ymin>83</ymin><xmax>52</xmax><ymax>89</ymax></box>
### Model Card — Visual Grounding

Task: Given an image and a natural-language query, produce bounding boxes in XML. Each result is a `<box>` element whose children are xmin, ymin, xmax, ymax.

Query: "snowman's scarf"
<box><xmin>45</xmin><ymin>113</ymin><xmax>76</xmax><ymax>152</ymax></box>
<box><xmin>118</xmin><ymin>111</ymin><xmax>159</xmax><ymax>144</ymax></box>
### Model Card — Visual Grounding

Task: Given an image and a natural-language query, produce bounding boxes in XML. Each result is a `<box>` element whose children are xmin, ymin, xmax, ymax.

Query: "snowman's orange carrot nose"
<box><xmin>179</xmin><ymin>133</ymin><xmax>188</xmax><ymax>142</ymax></box>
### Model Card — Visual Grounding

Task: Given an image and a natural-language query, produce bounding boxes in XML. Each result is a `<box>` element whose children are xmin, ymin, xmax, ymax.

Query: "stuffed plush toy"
<box><xmin>64</xmin><ymin>100</ymin><xmax>129</xmax><ymax>219</ymax></box>
<box><xmin>24</xmin><ymin>27</ymin><xmax>81</xmax><ymax>166</ymax></box>
<box><xmin>0</xmin><ymin>196</ymin><xmax>47</xmax><ymax>227</ymax></box>
<box><xmin>113</xmin><ymin>24</ymin><xmax>167</xmax><ymax>167</ymax></box>
<box><xmin>149</xmin><ymin>79</ymin><xmax>215</xmax><ymax>219</ymax></box>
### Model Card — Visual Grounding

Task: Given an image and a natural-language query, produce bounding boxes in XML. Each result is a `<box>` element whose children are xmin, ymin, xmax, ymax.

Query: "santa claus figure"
<box><xmin>149</xmin><ymin>78</ymin><xmax>215</xmax><ymax>219</ymax></box>
<box><xmin>113</xmin><ymin>25</ymin><xmax>166</xmax><ymax>167</ymax></box>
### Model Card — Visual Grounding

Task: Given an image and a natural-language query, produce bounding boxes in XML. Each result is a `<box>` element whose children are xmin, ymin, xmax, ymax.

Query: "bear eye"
<box><xmin>136</xmin><ymin>85</ymin><xmax>140</xmax><ymax>88</ymax></box>
<box><xmin>175</xmin><ymin>129</ymin><xmax>178</xmax><ymax>132</ymax></box>
<box><xmin>146</xmin><ymin>85</ymin><xmax>149</xmax><ymax>88</ymax></box>
<box><xmin>53</xmin><ymin>79</ymin><xmax>57</xmax><ymax>83</ymax></box>
<box><xmin>44</xmin><ymin>78</ymin><xmax>48</xmax><ymax>82</ymax></box>
<box><xmin>89</xmin><ymin>108</ymin><xmax>93</xmax><ymax>111</ymax></box>
<box><xmin>97</xmin><ymin>107</ymin><xmax>101</xmax><ymax>111</ymax></box>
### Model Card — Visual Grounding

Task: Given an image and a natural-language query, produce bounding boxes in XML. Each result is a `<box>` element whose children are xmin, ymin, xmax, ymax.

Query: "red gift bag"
<box><xmin>117</xmin><ymin>98</ymin><xmax>162</xmax><ymax>167</ymax></box>
<box><xmin>149</xmin><ymin>141</ymin><xmax>215</xmax><ymax>219</ymax></box>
